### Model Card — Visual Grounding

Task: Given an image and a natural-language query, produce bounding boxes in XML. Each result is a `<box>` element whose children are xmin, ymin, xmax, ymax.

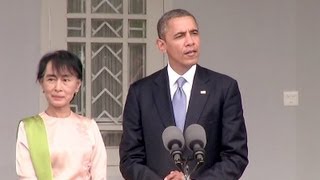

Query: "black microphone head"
<box><xmin>184</xmin><ymin>124</ymin><xmax>207</xmax><ymax>151</ymax></box>
<box><xmin>162</xmin><ymin>126</ymin><xmax>185</xmax><ymax>152</ymax></box>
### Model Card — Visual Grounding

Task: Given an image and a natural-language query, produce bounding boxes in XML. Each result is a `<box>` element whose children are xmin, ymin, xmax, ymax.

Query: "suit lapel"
<box><xmin>152</xmin><ymin>67</ymin><xmax>175</xmax><ymax>127</ymax></box>
<box><xmin>185</xmin><ymin>65</ymin><xmax>210</xmax><ymax>128</ymax></box>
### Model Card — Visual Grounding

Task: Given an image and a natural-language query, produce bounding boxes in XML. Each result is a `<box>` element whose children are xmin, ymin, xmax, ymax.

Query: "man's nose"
<box><xmin>185</xmin><ymin>32</ymin><xmax>195</xmax><ymax>46</ymax></box>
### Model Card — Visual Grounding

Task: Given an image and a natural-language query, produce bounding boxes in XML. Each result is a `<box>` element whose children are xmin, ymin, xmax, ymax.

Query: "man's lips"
<box><xmin>184</xmin><ymin>50</ymin><xmax>197</xmax><ymax>56</ymax></box>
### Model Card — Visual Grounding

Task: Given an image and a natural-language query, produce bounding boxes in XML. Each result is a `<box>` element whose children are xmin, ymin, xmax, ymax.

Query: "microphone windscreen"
<box><xmin>162</xmin><ymin>126</ymin><xmax>185</xmax><ymax>151</ymax></box>
<box><xmin>184</xmin><ymin>124</ymin><xmax>207</xmax><ymax>151</ymax></box>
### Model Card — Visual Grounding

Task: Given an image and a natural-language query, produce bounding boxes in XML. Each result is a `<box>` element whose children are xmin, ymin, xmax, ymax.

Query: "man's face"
<box><xmin>157</xmin><ymin>16</ymin><xmax>200</xmax><ymax>75</ymax></box>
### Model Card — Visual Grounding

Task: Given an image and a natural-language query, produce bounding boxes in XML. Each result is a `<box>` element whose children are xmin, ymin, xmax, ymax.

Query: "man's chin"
<box><xmin>186</xmin><ymin>59</ymin><xmax>198</xmax><ymax>66</ymax></box>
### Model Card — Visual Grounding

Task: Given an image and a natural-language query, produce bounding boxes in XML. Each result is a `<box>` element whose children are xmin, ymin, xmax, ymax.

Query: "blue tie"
<box><xmin>172</xmin><ymin>77</ymin><xmax>187</xmax><ymax>131</ymax></box>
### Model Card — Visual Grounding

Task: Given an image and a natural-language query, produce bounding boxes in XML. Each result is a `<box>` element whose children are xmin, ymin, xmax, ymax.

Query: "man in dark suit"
<box><xmin>119</xmin><ymin>9</ymin><xmax>248</xmax><ymax>180</ymax></box>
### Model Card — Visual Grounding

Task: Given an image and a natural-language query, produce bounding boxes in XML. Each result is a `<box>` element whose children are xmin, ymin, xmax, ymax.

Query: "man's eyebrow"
<box><xmin>174</xmin><ymin>28</ymin><xmax>199</xmax><ymax>37</ymax></box>
<box><xmin>174</xmin><ymin>31</ymin><xmax>187</xmax><ymax>37</ymax></box>
<box><xmin>190</xmin><ymin>29</ymin><xmax>199</xmax><ymax>33</ymax></box>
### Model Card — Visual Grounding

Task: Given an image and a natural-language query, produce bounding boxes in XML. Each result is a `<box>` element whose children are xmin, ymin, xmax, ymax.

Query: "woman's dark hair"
<box><xmin>36</xmin><ymin>50</ymin><xmax>83</xmax><ymax>82</ymax></box>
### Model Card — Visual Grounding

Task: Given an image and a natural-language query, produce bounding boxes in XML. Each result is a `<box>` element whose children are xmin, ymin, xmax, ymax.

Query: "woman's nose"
<box><xmin>54</xmin><ymin>79</ymin><xmax>63</xmax><ymax>91</ymax></box>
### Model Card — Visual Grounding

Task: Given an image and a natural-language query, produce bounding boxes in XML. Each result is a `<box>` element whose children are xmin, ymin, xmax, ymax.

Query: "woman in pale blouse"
<box><xmin>16</xmin><ymin>50</ymin><xmax>107</xmax><ymax>179</ymax></box>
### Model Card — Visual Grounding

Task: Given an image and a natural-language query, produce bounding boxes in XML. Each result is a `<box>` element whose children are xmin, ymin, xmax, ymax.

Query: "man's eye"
<box><xmin>191</xmin><ymin>30</ymin><xmax>199</xmax><ymax>35</ymax></box>
<box><xmin>174</xmin><ymin>34</ymin><xmax>183</xmax><ymax>39</ymax></box>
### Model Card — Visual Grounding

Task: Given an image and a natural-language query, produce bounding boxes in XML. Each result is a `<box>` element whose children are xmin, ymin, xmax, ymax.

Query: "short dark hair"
<box><xmin>36</xmin><ymin>50</ymin><xmax>83</xmax><ymax>82</ymax></box>
<box><xmin>157</xmin><ymin>9</ymin><xmax>198</xmax><ymax>40</ymax></box>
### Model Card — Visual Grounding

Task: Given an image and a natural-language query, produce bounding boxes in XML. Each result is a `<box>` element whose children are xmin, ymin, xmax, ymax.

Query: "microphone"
<box><xmin>162</xmin><ymin>126</ymin><xmax>185</xmax><ymax>171</ymax></box>
<box><xmin>184</xmin><ymin>124</ymin><xmax>207</xmax><ymax>164</ymax></box>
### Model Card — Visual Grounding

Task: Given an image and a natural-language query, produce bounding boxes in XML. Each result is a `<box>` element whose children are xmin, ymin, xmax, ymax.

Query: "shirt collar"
<box><xmin>167</xmin><ymin>64</ymin><xmax>197</xmax><ymax>87</ymax></box>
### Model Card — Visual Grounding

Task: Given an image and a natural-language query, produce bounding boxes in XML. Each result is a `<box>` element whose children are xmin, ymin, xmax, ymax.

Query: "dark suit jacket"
<box><xmin>119</xmin><ymin>65</ymin><xmax>248</xmax><ymax>180</ymax></box>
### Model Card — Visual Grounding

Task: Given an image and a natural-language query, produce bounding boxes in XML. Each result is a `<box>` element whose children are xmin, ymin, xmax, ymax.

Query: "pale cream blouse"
<box><xmin>16</xmin><ymin>112</ymin><xmax>107</xmax><ymax>180</ymax></box>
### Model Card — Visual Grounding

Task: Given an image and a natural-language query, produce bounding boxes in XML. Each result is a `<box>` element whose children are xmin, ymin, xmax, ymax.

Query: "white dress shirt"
<box><xmin>167</xmin><ymin>64</ymin><xmax>196</xmax><ymax>111</ymax></box>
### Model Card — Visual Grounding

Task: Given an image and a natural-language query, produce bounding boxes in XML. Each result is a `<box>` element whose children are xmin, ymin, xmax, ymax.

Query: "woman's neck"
<box><xmin>45</xmin><ymin>107</ymin><xmax>72</xmax><ymax>118</ymax></box>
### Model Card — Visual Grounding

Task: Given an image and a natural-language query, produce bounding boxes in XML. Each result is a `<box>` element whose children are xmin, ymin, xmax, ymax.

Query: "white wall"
<box><xmin>0</xmin><ymin>0</ymin><xmax>40</xmax><ymax>179</ymax></box>
<box><xmin>1</xmin><ymin>0</ymin><xmax>319</xmax><ymax>179</ymax></box>
<box><xmin>296</xmin><ymin>0</ymin><xmax>320</xmax><ymax>179</ymax></box>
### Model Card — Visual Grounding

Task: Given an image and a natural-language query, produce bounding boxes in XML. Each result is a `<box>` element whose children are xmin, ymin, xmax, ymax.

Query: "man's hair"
<box><xmin>157</xmin><ymin>9</ymin><xmax>198</xmax><ymax>40</ymax></box>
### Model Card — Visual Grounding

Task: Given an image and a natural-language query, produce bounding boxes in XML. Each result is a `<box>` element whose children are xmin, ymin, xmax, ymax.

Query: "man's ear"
<box><xmin>156</xmin><ymin>38</ymin><xmax>166</xmax><ymax>53</ymax></box>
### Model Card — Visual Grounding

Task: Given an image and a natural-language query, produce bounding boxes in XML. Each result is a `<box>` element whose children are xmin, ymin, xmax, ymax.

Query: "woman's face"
<box><xmin>40</xmin><ymin>61</ymin><xmax>81</xmax><ymax>111</ymax></box>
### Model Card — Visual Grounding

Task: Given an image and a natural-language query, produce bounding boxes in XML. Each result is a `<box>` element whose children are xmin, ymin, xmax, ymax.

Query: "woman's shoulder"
<box><xmin>72</xmin><ymin>112</ymin><xmax>91</xmax><ymax>121</ymax></box>
<box><xmin>72</xmin><ymin>112</ymin><xmax>97</xmax><ymax>127</ymax></box>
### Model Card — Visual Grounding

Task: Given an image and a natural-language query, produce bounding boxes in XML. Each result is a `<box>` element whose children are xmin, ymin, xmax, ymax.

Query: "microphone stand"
<box><xmin>178</xmin><ymin>156</ymin><xmax>204</xmax><ymax>180</ymax></box>
<box><xmin>183</xmin><ymin>164</ymin><xmax>190</xmax><ymax>180</ymax></box>
<box><xmin>173</xmin><ymin>157</ymin><xmax>190</xmax><ymax>180</ymax></box>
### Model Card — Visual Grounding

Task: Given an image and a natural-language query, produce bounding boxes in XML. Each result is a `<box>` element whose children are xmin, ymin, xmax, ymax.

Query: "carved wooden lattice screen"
<box><xmin>66</xmin><ymin>0</ymin><xmax>147</xmax><ymax>147</ymax></box>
